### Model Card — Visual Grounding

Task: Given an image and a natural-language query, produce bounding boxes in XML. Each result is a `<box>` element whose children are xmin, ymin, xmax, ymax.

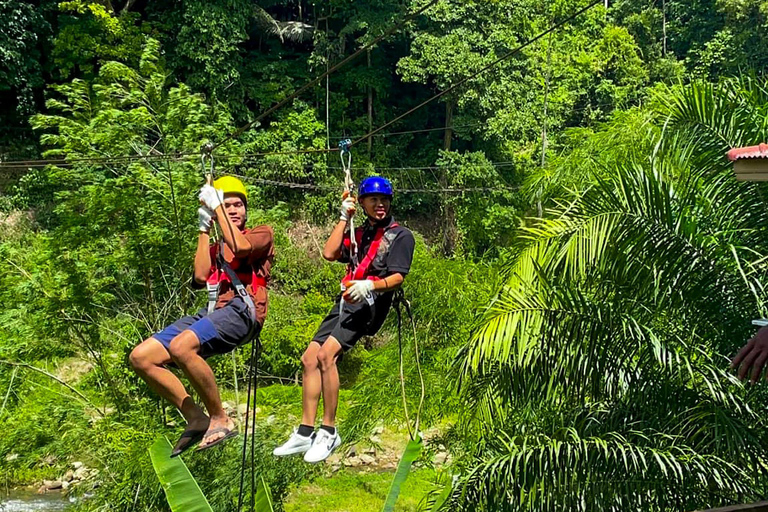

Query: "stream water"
<box><xmin>0</xmin><ymin>491</ymin><xmax>71</xmax><ymax>511</ymax></box>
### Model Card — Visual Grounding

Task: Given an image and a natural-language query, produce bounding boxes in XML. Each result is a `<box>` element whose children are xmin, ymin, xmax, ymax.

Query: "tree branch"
<box><xmin>0</xmin><ymin>360</ymin><xmax>104</xmax><ymax>417</ymax></box>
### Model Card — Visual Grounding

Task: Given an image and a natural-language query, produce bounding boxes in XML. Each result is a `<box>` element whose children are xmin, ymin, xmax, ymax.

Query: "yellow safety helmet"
<box><xmin>213</xmin><ymin>176</ymin><xmax>248</xmax><ymax>205</ymax></box>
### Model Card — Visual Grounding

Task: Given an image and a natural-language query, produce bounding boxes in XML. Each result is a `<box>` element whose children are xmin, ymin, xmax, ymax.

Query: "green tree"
<box><xmin>446</xmin><ymin>77</ymin><xmax>768</xmax><ymax>511</ymax></box>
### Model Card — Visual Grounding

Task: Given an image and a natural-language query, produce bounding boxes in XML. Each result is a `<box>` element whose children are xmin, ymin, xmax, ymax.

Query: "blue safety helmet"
<box><xmin>358</xmin><ymin>176</ymin><xmax>394</xmax><ymax>199</ymax></box>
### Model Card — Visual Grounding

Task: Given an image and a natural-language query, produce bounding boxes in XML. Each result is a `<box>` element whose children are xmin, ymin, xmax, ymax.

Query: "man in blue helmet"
<box><xmin>274</xmin><ymin>176</ymin><xmax>415</xmax><ymax>463</ymax></box>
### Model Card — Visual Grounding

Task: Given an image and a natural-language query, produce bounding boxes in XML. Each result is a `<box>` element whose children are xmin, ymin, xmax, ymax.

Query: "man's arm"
<box><xmin>323</xmin><ymin>191</ymin><xmax>356</xmax><ymax>261</ymax></box>
<box><xmin>193</xmin><ymin>232</ymin><xmax>212</xmax><ymax>285</ymax></box>
<box><xmin>323</xmin><ymin>221</ymin><xmax>349</xmax><ymax>261</ymax></box>
<box><xmin>373</xmin><ymin>273</ymin><xmax>404</xmax><ymax>292</ymax></box>
<box><xmin>213</xmin><ymin>205</ymin><xmax>252</xmax><ymax>258</ymax></box>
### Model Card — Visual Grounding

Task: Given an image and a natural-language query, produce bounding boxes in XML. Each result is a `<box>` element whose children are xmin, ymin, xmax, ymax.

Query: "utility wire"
<box><xmin>348</xmin><ymin>0</ymin><xmax>603</xmax><ymax>148</ymax></box>
<box><xmin>0</xmin><ymin>1</ymin><xmax>605</xmax><ymax>172</ymax></box>
<box><xmin>210</xmin><ymin>0</ymin><xmax>440</xmax><ymax>152</ymax></box>
<box><xmin>226</xmin><ymin>175</ymin><xmax>519</xmax><ymax>194</ymax></box>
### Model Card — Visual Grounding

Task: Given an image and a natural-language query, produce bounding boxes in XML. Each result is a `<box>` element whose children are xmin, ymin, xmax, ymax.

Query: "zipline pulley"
<box><xmin>338</xmin><ymin>139</ymin><xmax>358</xmax><ymax>268</ymax></box>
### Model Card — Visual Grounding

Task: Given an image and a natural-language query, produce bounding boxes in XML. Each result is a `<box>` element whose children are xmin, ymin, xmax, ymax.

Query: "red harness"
<box><xmin>206</xmin><ymin>244</ymin><xmax>268</xmax><ymax>290</ymax></box>
<box><xmin>343</xmin><ymin>222</ymin><xmax>399</xmax><ymax>283</ymax></box>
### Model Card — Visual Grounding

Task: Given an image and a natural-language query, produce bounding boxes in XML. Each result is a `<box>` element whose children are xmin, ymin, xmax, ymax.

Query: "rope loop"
<box><xmin>338</xmin><ymin>139</ymin><xmax>357</xmax><ymax>266</ymax></box>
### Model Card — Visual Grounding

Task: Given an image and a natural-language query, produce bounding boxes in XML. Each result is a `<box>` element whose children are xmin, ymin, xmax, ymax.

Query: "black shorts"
<box><xmin>311</xmin><ymin>295</ymin><xmax>390</xmax><ymax>352</ymax></box>
<box><xmin>153</xmin><ymin>297</ymin><xmax>259</xmax><ymax>359</ymax></box>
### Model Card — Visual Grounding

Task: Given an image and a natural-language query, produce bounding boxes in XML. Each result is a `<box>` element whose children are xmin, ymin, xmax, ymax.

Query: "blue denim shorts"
<box><xmin>153</xmin><ymin>297</ymin><xmax>258</xmax><ymax>359</ymax></box>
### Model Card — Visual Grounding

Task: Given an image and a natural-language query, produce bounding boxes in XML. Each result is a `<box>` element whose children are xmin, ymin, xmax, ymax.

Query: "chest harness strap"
<box><xmin>206</xmin><ymin>241</ymin><xmax>266</xmax><ymax>339</ymax></box>
<box><xmin>341</xmin><ymin>223</ymin><xmax>399</xmax><ymax>306</ymax></box>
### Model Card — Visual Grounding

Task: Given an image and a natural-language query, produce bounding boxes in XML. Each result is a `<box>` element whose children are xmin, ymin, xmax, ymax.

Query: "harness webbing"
<box><xmin>343</xmin><ymin>223</ymin><xmax>399</xmax><ymax>283</ymax></box>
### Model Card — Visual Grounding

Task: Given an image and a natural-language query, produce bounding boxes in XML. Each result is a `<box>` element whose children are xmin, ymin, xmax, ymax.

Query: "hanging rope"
<box><xmin>200</xmin><ymin>144</ymin><xmax>260</xmax><ymax>511</ymax></box>
<box><xmin>394</xmin><ymin>290</ymin><xmax>425</xmax><ymax>441</ymax></box>
<box><xmin>339</xmin><ymin>138</ymin><xmax>358</xmax><ymax>267</ymax></box>
<box><xmin>236</xmin><ymin>340</ymin><xmax>260</xmax><ymax>512</ymax></box>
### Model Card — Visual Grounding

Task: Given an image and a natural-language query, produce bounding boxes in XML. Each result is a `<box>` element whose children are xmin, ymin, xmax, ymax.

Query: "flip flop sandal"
<box><xmin>196</xmin><ymin>427</ymin><xmax>239</xmax><ymax>452</ymax></box>
<box><xmin>171</xmin><ymin>424</ymin><xmax>209</xmax><ymax>458</ymax></box>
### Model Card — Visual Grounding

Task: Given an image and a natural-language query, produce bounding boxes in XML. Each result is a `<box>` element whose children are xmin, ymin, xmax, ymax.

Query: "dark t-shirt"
<box><xmin>339</xmin><ymin>217</ymin><xmax>415</xmax><ymax>323</ymax></box>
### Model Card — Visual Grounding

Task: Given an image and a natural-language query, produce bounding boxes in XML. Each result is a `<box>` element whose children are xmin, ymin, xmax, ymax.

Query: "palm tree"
<box><xmin>444</xmin><ymin>77</ymin><xmax>768</xmax><ymax>511</ymax></box>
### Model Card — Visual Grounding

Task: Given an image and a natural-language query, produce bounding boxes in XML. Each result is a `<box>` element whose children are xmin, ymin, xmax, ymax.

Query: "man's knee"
<box><xmin>129</xmin><ymin>341</ymin><xmax>154</xmax><ymax>372</ymax></box>
<box><xmin>129</xmin><ymin>347</ymin><xmax>145</xmax><ymax>372</ymax></box>
<box><xmin>168</xmin><ymin>332</ymin><xmax>199</xmax><ymax>363</ymax></box>
<box><xmin>316</xmin><ymin>348</ymin><xmax>337</xmax><ymax>371</ymax></box>
<box><xmin>301</xmin><ymin>349</ymin><xmax>319</xmax><ymax>371</ymax></box>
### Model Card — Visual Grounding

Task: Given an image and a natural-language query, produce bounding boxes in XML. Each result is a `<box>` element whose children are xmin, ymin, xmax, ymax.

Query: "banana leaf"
<box><xmin>381</xmin><ymin>436</ymin><xmax>423</xmax><ymax>512</ymax></box>
<box><xmin>427</xmin><ymin>473</ymin><xmax>454</xmax><ymax>511</ymax></box>
<box><xmin>149</xmin><ymin>436</ymin><xmax>213</xmax><ymax>512</ymax></box>
<box><xmin>255</xmin><ymin>475</ymin><xmax>274</xmax><ymax>512</ymax></box>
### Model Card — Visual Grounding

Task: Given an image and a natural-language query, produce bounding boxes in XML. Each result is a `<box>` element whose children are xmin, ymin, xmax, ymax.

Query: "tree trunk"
<box><xmin>441</xmin><ymin>99</ymin><xmax>457</xmax><ymax>255</ymax></box>
<box><xmin>444</xmin><ymin>100</ymin><xmax>454</xmax><ymax>151</ymax></box>
<box><xmin>662</xmin><ymin>0</ymin><xmax>667</xmax><ymax>56</ymax></box>
<box><xmin>368</xmin><ymin>49</ymin><xmax>373</xmax><ymax>157</ymax></box>
<box><xmin>326</xmin><ymin>17</ymin><xmax>331</xmax><ymax>151</ymax></box>
<box><xmin>538</xmin><ymin>32</ymin><xmax>553</xmax><ymax>217</ymax></box>
<box><xmin>440</xmin><ymin>168</ymin><xmax>457</xmax><ymax>256</ymax></box>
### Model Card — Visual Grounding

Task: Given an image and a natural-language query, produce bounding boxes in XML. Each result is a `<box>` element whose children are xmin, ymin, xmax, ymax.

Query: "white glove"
<box><xmin>199</xmin><ymin>184</ymin><xmax>224</xmax><ymax>211</ymax></box>
<box><xmin>344</xmin><ymin>280</ymin><xmax>375</xmax><ymax>304</ymax></box>
<box><xmin>340</xmin><ymin>195</ymin><xmax>356</xmax><ymax>222</ymax></box>
<box><xmin>198</xmin><ymin>206</ymin><xmax>214</xmax><ymax>233</ymax></box>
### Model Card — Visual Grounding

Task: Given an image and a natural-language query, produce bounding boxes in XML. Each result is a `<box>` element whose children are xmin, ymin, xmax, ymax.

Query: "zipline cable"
<box><xmin>348</xmin><ymin>0</ymin><xmax>604</xmax><ymax>149</ymax></box>
<box><xmin>210</xmin><ymin>0</ymin><xmax>440</xmax><ymax>152</ymax></box>
<box><xmin>0</xmin><ymin>1</ymin><xmax>609</xmax><ymax>173</ymax></box>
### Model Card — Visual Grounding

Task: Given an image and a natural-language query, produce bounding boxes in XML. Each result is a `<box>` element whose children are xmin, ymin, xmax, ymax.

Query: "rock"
<box><xmin>237</xmin><ymin>403</ymin><xmax>248</xmax><ymax>415</ymax></box>
<box><xmin>42</xmin><ymin>455</ymin><xmax>57</xmax><ymax>466</ymax></box>
<box><xmin>165</xmin><ymin>421</ymin><xmax>177</xmax><ymax>428</ymax></box>
<box><xmin>37</xmin><ymin>485</ymin><xmax>47</xmax><ymax>494</ymax></box>
<box><xmin>363</xmin><ymin>446</ymin><xmax>376</xmax><ymax>455</ymax></box>
<box><xmin>438</xmin><ymin>444</ymin><xmax>446</xmax><ymax>451</ymax></box>
<box><xmin>72</xmin><ymin>462</ymin><xmax>84</xmax><ymax>470</ymax></box>
<box><xmin>359</xmin><ymin>454</ymin><xmax>375</xmax><ymax>465</ymax></box>
<box><xmin>434</xmin><ymin>452</ymin><xmax>449</xmax><ymax>465</ymax></box>
<box><xmin>46</xmin><ymin>481</ymin><xmax>63</xmax><ymax>491</ymax></box>
<box><xmin>369</xmin><ymin>435</ymin><xmax>382</xmax><ymax>445</ymax></box>
<box><xmin>222</xmin><ymin>401</ymin><xmax>233</xmax><ymax>411</ymax></box>
<box><xmin>345</xmin><ymin>445</ymin><xmax>357</xmax><ymax>458</ymax></box>
<box><xmin>63</xmin><ymin>470</ymin><xmax>74</xmax><ymax>482</ymax></box>
<box><xmin>332</xmin><ymin>464</ymin><xmax>341</xmax><ymax>473</ymax></box>
<box><xmin>5</xmin><ymin>453</ymin><xmax>18</xmax><ymax>462</ymax></box>
<box><xmin>343</xmin><ymin>456</ymin><xmax>361</xmax><ymax>467</ymax></box>
<box><xmin>61</xmin><ymin>481</ymin><xmax>70</xmax><ymax>490</ymax></box>
<box><xmin>372</xmin><ymin>425</ymin><xmax>384</xmax><ymax>435</ymax></box>
<box><xmin>326</xmin><ymin>453</ymin><xmax>342</xmax><ymax>465</ymax></box>
<box><xmin>74</xmin><ymin>467</ymin><xmax>89</xmax><ymax>481</ymax></box>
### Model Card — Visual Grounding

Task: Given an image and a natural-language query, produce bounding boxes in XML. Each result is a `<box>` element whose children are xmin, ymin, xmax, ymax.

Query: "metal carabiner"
<box><xmin>338</xmin><ymin>139</ymin><xmax>358</xmax><ymax>267</ymax></box>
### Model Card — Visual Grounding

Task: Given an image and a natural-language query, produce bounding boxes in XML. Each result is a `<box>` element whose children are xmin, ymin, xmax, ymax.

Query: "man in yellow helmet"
<box><xmin>129</xmin><ymin>176</ymin><xmax>274</xmax><ymax>456</ymax></box>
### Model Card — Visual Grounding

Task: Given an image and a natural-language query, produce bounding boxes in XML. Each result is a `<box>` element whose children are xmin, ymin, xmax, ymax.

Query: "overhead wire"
<box><xmin>209</xmin><ymin>0</ymin><xmax>440</xmax><ymax>152</ymax></box>
<box><xmin>348</xmin><ymin>0</ymin><xmax>604</xmax><ymax>149</ymax></box>
<box><xmin>223</xmin><ymin>175</ymin><xmax>519</xmax><ymax>194</ymax></box>
<box><xmin>1</xmin><ymin>0</ymin><xmax>603</xmax><ymax>189</ymax></box>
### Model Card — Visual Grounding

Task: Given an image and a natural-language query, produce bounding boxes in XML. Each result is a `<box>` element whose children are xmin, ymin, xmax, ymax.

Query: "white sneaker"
<box><xmin>273</xmin><ymin>429</ymin><xmax>315</xmax><ymax>456</ymax></box>
<box><xmin>303</xmin><ymin>429</ymin><xmax>341</xmax><ymax>463</ymax></box>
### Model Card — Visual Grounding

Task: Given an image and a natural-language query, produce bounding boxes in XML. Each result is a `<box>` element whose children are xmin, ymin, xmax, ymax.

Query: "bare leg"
<box><xmin>168</xmin><ymin>331</ymin><xmax>234</xmax><ymax>447</ymax></box>
<box><xmin>316</xmin><ymin>337</ymin><xmax>343</xmax><ymax>428</ymax></box>
<box><xmin>129</xmin><ymin>338</ymin><xmax>208</xmax><ymax>429</ymax></box>
<box><xmin>300</xmin><ymin>342</ymin><xmax>322</xmax><ymax>426</ymax></box>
